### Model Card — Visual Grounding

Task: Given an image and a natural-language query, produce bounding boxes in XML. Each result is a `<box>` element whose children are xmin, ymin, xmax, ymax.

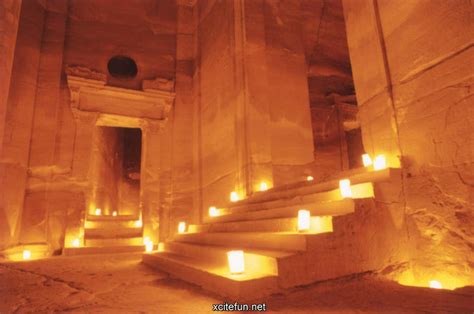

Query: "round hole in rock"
<box><xmin>107</xmin><ymin>55</ymin><xmax>138</xmax><ymax>79</ymax></box>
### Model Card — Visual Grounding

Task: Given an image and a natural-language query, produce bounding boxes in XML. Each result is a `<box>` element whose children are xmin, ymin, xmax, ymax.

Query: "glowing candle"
<box><xmin>23</xmin><ymin>250</ymin><xmax>31</xmax><ymax>260</ymax></box>
<box><xmin>362</xmin><ymin>154</ymin><xmax>372</xmax><ymax>167</ymax></box>
<box><xmin>145</xmin><ymin>241</ymin><xmax>153</xmax><ymax>252</ymax></box>
<box><xmin>112</xmin><ymin>211</ymin><xmax>117</xmax><ymax>217</ymax></box>
<box><xmin>306</xmin><ymin>176</ymin><xmax>314</xmax><ymax>181</ymax></box>
<box><xmin>298</xmin><ymin>209</ymin><xmax>310</xmax><ymax>232</ymax></box>
<box><xmin>134</xmin><ymin>220</ymin><xmax>143</xmax><ymax>228</ymax></box>
<box><xmin>95</xmin><ymin>208</ymin><xmax>102</xmax><ymax>216</ymax></box>
<box><xmin>227</xmin><ymin>250</ymin><xmax>245</xmax><ymax>274</ymax></box>
<box><xmin>259</xmin><ymin>182</ymin><xmax>268</xmax><ymax>191</ymax></box>
<box><xmin>373</xmin><ymin>154</ymin><xmax>387</xmax><ymax>170</ymax></box>
<box><xmin>429</xmin><ymin>280</ymin><xmax>442</xmax><ymax>289</ymax></box>
<box><xmin>72</xmin><ymin>238</ymin><xmax>80</xmax><ymax>248</ymax></box>
<box><xmin>209</xmin><ymin>206</ymin><xmax>220</xmax><ymax>217</ymax></box>
<box><xmin>157</xmin><ymin>242</ymin><xmax>165</xmax><ymax>252</ymax></box>
<box><xmin>230</xmin><ymin>192</ymin><xmax>239</xmax><ymax>202</ymax></box>
<box><xmin>178</xmin><ymin>221</ymin><xmax>186</xmax><ymax>233</ymax></box>
<box><xmin>339</xmin><ymin>179</ymin><xmax>352</xmax><ymax>198</ymax></box>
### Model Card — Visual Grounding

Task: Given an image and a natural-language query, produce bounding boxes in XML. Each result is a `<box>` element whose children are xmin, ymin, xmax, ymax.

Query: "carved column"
<box><xmin>0</xmin><ymin>0</ymin><xmax>22</xmax><ymax>158</ymax></box>
<box><xmin>70</xmin><ymin>109</ymin><xmax>98</xmax><ymax>180</ymax></box>
<box><xmin>140</xmin><ymin>120</ymin><xmax>165</xmax><ymax>244</ymax></box>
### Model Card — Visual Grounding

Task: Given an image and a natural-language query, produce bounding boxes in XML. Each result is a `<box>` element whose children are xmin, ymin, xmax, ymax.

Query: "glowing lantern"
<box><xmin>362</xmin><ymin>154</ymin><xmax>372</xmax><ymax>167</ymax></box>
<box><xmin>145</xmin><ymin>241</ymin><xmax>153</xmax><ymax>252</ymax></box>
<box><xmin>298</xmin><ymin>209</ymin><xmax>310</xmax><ymax>232</ymax></box>
<box><xmin>134</xmin><ymin>220</ymin><xmax>143</xmax><ymax>228</ymax></box>
<box><xmin>72</xmin><ymin>238</ymin><xmax>80</xmax><ymax>248</ymax></box>
<box><xmin>259</xmin><ymin>182</ymin><xmax>268</xmax><ymax>191</ymax></box>
<box><xmin>112</xmin><ymin>211</ymin><xmax>117</xmax><ymax>217</ymax></box>
<box><xmin>230</xmin><ymin>191</ymin><xmax>239</xmax><ymax>202</ymax></box>
<box><xmin>143</xmin><ymin>236</ymin><xmax>150</xmax><ymax>245</ymax></box>
<box><xmin>306</xmin><ymin>176</ymin><xmax>314</xmax><ymax>181</ymax></box>
<box><xmin>95</xmin><ymin>208</ymin><xmax>102</xmax><ymax>216</ymax></box>
<box><xmin>157</xmin><ymin>242</ymin><xmax>165</xmax><ymax>252</ymax></box>
<box><xmin>373</xmin><ymin>155</ymin><xmax>387</xmax><ymax>170</ymax></box>
<box><xmin>227</xmin><ymin>250</ymin><xmax>245</xmax><ymax>274</ymax></box>
<box><xmin>23</xmin><ymin>250</ymin><xmax>31</xmax><ymax>260</ymax></box>
<box><xmin>209</xmin><ymin>206</ymin><xmax>220</xmax><ymax>217</ymax></box>
<box><xmin>339</xmin><ymin>179</ymin><xmax>352</xmax><ymax>198</ymax></box>
<box><xmin>429</xmin><ymin>280</ymin><xmax>442</xmax><ymax>289</ymax></box>
<box><xmin>178</xmin><ymin>221</ymin><xmax>186</xmax><ymax>233</ymax></box>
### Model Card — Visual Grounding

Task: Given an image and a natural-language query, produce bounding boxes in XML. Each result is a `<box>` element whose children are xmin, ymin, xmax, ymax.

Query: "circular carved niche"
<box><xmin>107</xmin><ymin>55</ymin><xmax>138</xmax><ymax>79</ymax></box>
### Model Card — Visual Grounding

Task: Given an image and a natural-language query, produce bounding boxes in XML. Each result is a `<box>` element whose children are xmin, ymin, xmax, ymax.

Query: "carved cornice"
<box><xmin>66</xmin><ymin>67</ymin><xmax>175</xmax><ymax>132</ymax></box>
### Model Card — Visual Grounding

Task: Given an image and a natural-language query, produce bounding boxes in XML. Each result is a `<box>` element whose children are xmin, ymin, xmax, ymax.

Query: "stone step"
<box><xmin>85</xmin><ymin>237</ymin><xmax>144</xmax><ymax>247</ymax></box>
<box><xmin>2</xmin><ymin>244</ymin><xmax>51</xmax><ymax>261</ymax></box>
<box><xmin>142</xmin><ymin>252</ymin><xmax>279</xmax><ymax>300</ymax></box>
<box><xmin>84</xmin><ymin>219</ymin><xmax>140</xmax><ymax>229</ymax></box>
<box><xmin>205</xmin><ymin>198</ymin><xmax>355</xmax><ymax>224</ymax></box>
<box><xmin>192</xmin><ymin>216</ymin><xmax>333</xmax><ymax>233</ymax></box>
<box><xmin>63</xmin><ymin>245</ymin><xmax>146</xmax><ymax>256</ymax></box>
<box><xmin>84</xmin><ymin>227</ymin><xmax>142</xmax><ymax>239</ymax></box>
<box><xmin>164</xmin><ymin>242</ymin><xmax>295</xmax><ymax>276</ymax></box>
<box><xmin>258</xmin><ymin>166</ymin><xmax>371</xmax><ymax>194</ymax></box>
<box><xmin>85</xmin><ymin>214</ymin><xmax>139</xmax><ymax>222</ymax></box>
<box><xmin>173</xmin><ymin>232</ymin><xmax>316</xmax><ymax>252</ymax></box>
<box><xmin>230</xmin><ymin>168</ymin><xmax>398</xmax><ymax>207</ymax></box>
<box><xmin>226</xmin><ymin>182</ymin><xmax>374</xmax><ymax>214</ymax></box>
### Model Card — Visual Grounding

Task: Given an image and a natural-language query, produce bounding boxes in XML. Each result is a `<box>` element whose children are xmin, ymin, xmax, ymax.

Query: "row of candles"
<box><xmin>169</xmin><ymin>153</ymin><xmax>390</xmax><ymax>275</ymax></box>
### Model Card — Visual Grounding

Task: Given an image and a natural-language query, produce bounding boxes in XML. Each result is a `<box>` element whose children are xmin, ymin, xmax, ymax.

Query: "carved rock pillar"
<box><xmin>140</xmin><ymin>120</ymin><xmax>165</xmax><ymax>244</ymax></box>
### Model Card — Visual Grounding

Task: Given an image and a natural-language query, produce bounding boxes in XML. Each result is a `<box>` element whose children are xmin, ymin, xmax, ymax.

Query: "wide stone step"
<box><xmin>192</xmin><ymin>216</ymin><xmax>333</xmax><ymax>233</ymax></box>
<box><xmin>164</xmin><ymin>242</ymin><xmax>295</xmax><ymax>276</ymax></box>
<box><xmin>205</xmin><ymin>198</ymin><xmax>355</xmax><ymax>224</ymax></box>
<box><xmin>84</xmin><ymin>219</ymin><xmax>140</xmax><ymax>229</ymax></box>
<box><xmin>263</xmin><ymin>166</ymin><xmax>371</xmax><ymax>194</ymax></box>
<box><xmin>63</xmin><ymin>245</ymin><xmax>145</xmax><ymax>256</ymax></box>
<box><xmin>85</xmin><ymin>214</ymin><xmax>138</xmax><ymax>222</ymax></box>
<box><xmin>142</xmin><ymin>252</ymin><xmax>279</xmax><ymax>300</ymax></box>
<box><xmin>84</xmin><ymin>227</ymin><xmax>142</xmax><ymax>239</ymax></box>
<box><xmin>226</xmin><ymin>182</ymin><xmax>374</xmax><ymax>215</ymax></box>
<box><xmin>173</xmin><ymin>232</ymin><xmax>316</xmax><ymax>252</ymax></box>
<box><xmin>85</xmin><ymin>237</ymin><xmax>144</xmax><ymax>247</ymax></box>
<box><xmin>230</xmin><ymin>168</ymin><xmax>398</xmax><ymax>207</ymax></box>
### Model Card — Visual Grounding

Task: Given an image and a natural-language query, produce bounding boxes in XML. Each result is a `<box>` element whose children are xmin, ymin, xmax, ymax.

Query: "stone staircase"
<box><xmin>63</xmin><ymin>215</ymin><xmax>146</xmax><ymax>255</ymax></box>
<box><xmin>142</xmin><ymin>167</ymin><xmax>401</xmax><ymax>299</ymax></box>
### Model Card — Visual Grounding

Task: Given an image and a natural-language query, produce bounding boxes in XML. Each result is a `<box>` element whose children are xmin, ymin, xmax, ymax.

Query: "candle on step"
<box><xmin>429</xmin><ymin>280</ymin><xmax>442</xmax><ymax>289</ymax></box>
<box><xmin>178</xmin><ymin>221</ymin><xmax>186</xmax><ymax>233</ymax></box>
<box><xmin>339</xmin><ymin>179</ymin><xmax>352</xmax><ymax>198</ymax></box>
<box><xmin>362</xmin><ymin>154</ymin><xmax>372</xmax><ymax>167</ymax></box>
<box><xmin>23</xmin><ymin>250</ymin><xmax>31</xmax><ymax>260</ymax></box>
<box><xmin>145</xmin><ymin>241</ymin><xmax>153</xmax><ymax>252</ymax></box>
<box><xmin>227</xmin><ymin>250</ymin><xmax>245</xmax><ymax>274</ymax></box>
<box><xmin>306</xmin><ymin>176</ymin><xmax>314</xmax><ymax>181</ymax></box>
<box><xmin>95</xmin><ymin>208</ymin><xmax>102</xmax><ymax>216</ymax></box>
<box><xmin>72</xmin><ymin>238</ymin><xmax>80</xmax><ymax>248</ymax></box>
<box><xmin>157</xmin><ymin>242</ymin><xmax>165</xmax><ymax>252</ymax></box>
<box><xmin>209</xmin><ymin>206</ymin><xmax>220</xmax><ymax>217</ymax></box>
<box><xmin>112</xmin><ymin>211</ymin><xmax>117</xmax><ymax>217</ymax></box>
<box><xmin>373</xmin><ymin>155</ymin><xmax>387</xmax><ymax>170</ymax></box>
<box><xmin>230</xmin><ymin>191</ymin><xmax>239</xmax><ymax>202</ymax></box>
<box><xmin>298</xmin><ymin>209</ymin><xmax>310</xmax><ymax>232</ymax></box>
<box><xmin>259</xmin><ymin>182</ymin><xmax>268</xmax><ymax>191</ymax></box>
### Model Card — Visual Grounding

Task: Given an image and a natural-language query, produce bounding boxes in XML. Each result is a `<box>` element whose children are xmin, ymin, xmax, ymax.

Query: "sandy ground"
<box><xmin>1</xmin><ymin>253</ymin><xmax>473</xmax><ymax>314</ymax></box>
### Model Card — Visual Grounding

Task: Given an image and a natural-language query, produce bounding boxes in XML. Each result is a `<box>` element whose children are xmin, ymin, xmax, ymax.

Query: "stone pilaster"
<box><xmin>140</xmin><ymin>120</ymin><xmax>165</xmax><ymax>244</ymax></box>
<box><xmin>0</xmin><ymin>0</ymin><xmax>22</xmax><ymax>158</ymax></box>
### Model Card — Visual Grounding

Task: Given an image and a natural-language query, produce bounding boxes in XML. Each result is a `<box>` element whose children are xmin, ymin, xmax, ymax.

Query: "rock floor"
<box><xmin>1</xmin><ymin>253</ymin><xmax>473</xmax><ymax>313</ymax></box>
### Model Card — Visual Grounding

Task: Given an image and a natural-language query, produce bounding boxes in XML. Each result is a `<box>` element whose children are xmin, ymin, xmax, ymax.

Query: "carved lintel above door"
<box><xmin>66</xmin><ymin>66</ymin><xmax>175</xmax><ymax>125</ymax></box>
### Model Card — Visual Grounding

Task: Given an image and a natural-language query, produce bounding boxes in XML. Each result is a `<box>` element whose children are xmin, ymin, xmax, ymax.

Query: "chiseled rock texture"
<box><xmin>343</xmin><ymin>0</ymin><xmax>473</xmax><ymax>286</ymax></box>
